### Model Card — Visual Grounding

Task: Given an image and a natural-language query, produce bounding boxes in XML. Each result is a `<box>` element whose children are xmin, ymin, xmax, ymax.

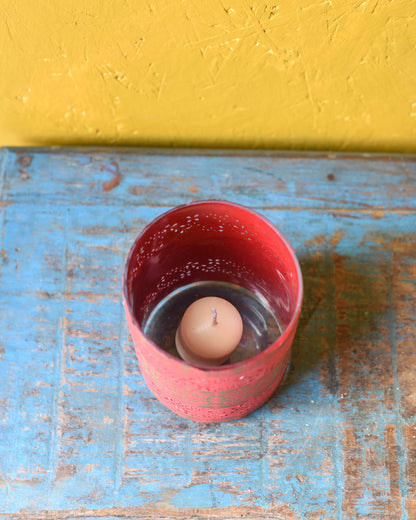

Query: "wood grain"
<box><xmin>0</xmin><ymin>148</ymin><xmax>415</xmax><ymax>519</ymax></box>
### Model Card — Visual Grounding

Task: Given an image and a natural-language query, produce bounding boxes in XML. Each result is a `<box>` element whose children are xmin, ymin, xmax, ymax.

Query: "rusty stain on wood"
<box><xmin>17</xmin><ymin>154</ymin><xmax>33</xmax><ymax>168</ymax></box>
<box><xmin>101</xmin><ymin>161</ymin><xmax>121</xmax><ymax>191</ymax></box>
<box><xmin>0</xmin><ymin>148</ymin><xmax>416</xmax><ymax>518</ymax></box>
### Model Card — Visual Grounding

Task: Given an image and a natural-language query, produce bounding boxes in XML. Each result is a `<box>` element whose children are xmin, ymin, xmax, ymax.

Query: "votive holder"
<box><xmin>123</xmin><ymin>200</ymin><xmax>303</xmax><ymax>422</ymax></box>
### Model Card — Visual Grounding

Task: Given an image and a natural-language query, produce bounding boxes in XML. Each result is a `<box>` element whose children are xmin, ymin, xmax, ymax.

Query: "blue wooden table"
<box><xmin>1</xmin><ymin>148</ymin><xmax>415</xmax><ymax>519</ymax></box>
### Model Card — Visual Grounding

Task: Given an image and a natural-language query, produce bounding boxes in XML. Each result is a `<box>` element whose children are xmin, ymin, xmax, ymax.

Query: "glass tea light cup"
<box><xmin>123</xmin><ymin>200</ymin><xmax>303</xmax><ymax>423</ymax></box>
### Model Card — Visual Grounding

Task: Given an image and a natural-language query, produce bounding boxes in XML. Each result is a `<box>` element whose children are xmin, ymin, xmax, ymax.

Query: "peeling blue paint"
<box><xmin>0</xmin><ymin>149</ymin><xmax>415</xmax><ymax>517</ymax></box>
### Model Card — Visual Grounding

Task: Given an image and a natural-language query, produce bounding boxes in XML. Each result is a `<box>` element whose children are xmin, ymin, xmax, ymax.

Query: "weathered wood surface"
<box><xmin>0</xmin><ymin>148</ymin><xmax>416</xmax><ymax>519</ymax></box>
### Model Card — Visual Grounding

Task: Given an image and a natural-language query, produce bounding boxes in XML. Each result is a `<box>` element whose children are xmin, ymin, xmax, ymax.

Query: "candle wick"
<box><xmin>211</xmin><ymin>307</ymin><xmax>217</xmax><ymax>326</ymax></box>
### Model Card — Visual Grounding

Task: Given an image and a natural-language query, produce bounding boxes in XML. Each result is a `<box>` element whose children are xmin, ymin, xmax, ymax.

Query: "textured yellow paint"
<box><xmin>1</xmin><ymin>0</ymin><xmax>416</xmax><ymax>151</ymax></box>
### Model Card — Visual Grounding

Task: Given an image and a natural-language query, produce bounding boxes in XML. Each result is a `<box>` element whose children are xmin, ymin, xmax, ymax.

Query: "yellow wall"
<box><xmin>1</xmin><ymin>0</ymin><xmax>415</xmax><ymax>151</ymax></box>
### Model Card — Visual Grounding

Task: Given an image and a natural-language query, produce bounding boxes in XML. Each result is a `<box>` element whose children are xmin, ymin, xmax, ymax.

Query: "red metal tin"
<box><xmin>123</xmin><ymin>201</ymin><xmax>303</xmax><ymax>422</ymax></box>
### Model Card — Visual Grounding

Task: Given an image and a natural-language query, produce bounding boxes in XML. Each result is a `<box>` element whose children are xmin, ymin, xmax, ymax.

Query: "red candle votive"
<box><xmin>123</xmin><ymin>200</ymin><xmax>303</xmax><ymax>423</ymax></box>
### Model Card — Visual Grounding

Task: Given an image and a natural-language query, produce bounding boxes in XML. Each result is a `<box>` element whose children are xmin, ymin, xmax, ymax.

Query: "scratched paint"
<box><xmin>1</xmin><ymin>149</ymin><xmax>416</xmax><ymax>518</ymax></box>
<box><xmin>1</xmin><ymin>2</ymin><xmax>416</xmax><ymax>152</ymax></box>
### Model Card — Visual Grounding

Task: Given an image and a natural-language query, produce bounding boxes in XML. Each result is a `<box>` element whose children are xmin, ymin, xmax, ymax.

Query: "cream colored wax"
<box><xmin>175</xmin><ymin>296</ymin><xmax>243</xmax><ymax>367</ymax></box>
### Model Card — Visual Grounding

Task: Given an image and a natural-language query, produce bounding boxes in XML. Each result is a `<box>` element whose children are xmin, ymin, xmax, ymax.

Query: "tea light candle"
<box><xmin>175</xmin><ymin>296</ymin><xmax>243</xmax><ymax>367</ymax></box>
